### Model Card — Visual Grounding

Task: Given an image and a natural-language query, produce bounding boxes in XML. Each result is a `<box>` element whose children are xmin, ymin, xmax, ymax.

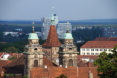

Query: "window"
<box><xmin>82</xmin><ymin>49</ymin><xmax>85</xmax><ymax>51</ymax></box>
<box><xmin>86</xmin><ymin>49</ymin><xmax>90</xmax><ymax>51</ymax></box>
<box><xmin>95</xmin><ymin>49</ymin><xmax>98</xmax><ymax>51</ymax></box>
<box><xmin>87</xmin><ymin>53</ymin><xmax>90</xmax><ymax>55</ymax></box>
<box><xmin>82</xmin><ymin>53</ymin><xmax>85</xmax><ymax>55</ymax></box>
<box><xmin>69</xmin><ymin>48</ymin><xmax>72</xmax><ymax>50</ymax></box>
<box><xmin>95</xmin><ymin>53</ymin><xmax>99</xmax><ymax>55</ymax></box>
<box><xmin>100</xmin><ymin>49</ymin><xmax>103</xmax><ymax>51</ymax></box>
<box><xmin>91</xmin><ymin>49</ymin><xmax>94</xmax><ymax>51</ymax></box>
<box><xmin>104</xmin><ymin>49</ymin><xmax>107</xmax><ymax>51</ymax></box>
<box><xmin>34</xmin><ymin>48</ymin><xmax>37</xmax><ymax>50</ymax></box>
<box><xmin>91</xmin><ymin>53</ymin><xmax>94</xmax><ymax>55</ymax></box>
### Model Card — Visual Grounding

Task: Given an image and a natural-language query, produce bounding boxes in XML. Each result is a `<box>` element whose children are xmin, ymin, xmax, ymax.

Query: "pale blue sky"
<box><xmin>0</xmin><ymin>0</ymin><xmax>117</xmax><ymax>21</ymax></box>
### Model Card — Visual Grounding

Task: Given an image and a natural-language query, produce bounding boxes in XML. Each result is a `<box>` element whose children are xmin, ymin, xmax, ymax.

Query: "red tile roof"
<box><xmin>31</xmin><ymin>67</ymin><xmax>99</xmax><ymax>78</ymax></box>
<box><xmin>80</xmin><ymin>41</ymin><xmax>117</xmax><ymax>48</ymax></box>
<box><xmin>95</xmin><ymin>37</ymin><xmax>117</xmax><ymax>41</ymax></box>
<box><xmin>0</xmin><ymin>60</ymin><xmax>12</xmax><ymax>67</ymax></box>
<box><xmin>42</xmin><ymin>25</ymin><xmax>61</xmax><ymax>47</ymax></box>
<box><xmin>77</xmin><ymin>55</ymin><xmax>98</xmax><ymax>60</ymax></box>
<box><xmin>4</xmin><ymin>55</ymin><xmax>57</xmax><ymax>68</ymax></box>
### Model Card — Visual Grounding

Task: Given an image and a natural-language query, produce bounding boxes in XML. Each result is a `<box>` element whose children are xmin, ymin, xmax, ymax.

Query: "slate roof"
<box><xmin>95</xmin><ymin>37</ymin><xmax>117</xmax><ymax>41</ymax></box>
<box><xmin>42</xmin><ymin>25</ymin><xmax>61</xmax><ymax>47</ymax></box>
<box><xmin>80</xmin><ymin>41</ymin><xmax>117</xmax><ymax>48</ymax></box>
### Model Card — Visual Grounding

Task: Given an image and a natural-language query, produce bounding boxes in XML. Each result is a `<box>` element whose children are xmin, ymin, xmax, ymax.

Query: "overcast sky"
<box><xmin>0</xmin><ymin>0</ymin><xmax>117</xmax><ymax>21</ymax></box>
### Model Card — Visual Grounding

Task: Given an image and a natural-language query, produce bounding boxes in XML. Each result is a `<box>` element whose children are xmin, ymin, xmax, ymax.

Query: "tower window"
<box><xmin>34</xmin><ymin>48</ymin><xmax>37</xmax><ymax>50</ymax></box>
<box><xmin>69</xmin><ymin>48</ymin><xmax>72</xmax><ymax>50</ymax></box>
<box><xmin>34</xmin><ymin>60</ymin><xmax>38</xmax><ymax>67</ymax></box>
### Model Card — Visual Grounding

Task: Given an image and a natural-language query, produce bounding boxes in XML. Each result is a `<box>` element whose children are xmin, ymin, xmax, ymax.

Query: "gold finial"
<box><xmin>66</xmin><ymin>27</ymin><xmax>69</xmax><ymax>33</ymax></box>
<box><xmin>32</xmin><ymin>22</ymin><xmax>35</xmax><ymax>33</ymax></box>
<box><xmin>67</xmin><ymin>27</ymin><xmax>69</xmax><ymax>29</ymax></box>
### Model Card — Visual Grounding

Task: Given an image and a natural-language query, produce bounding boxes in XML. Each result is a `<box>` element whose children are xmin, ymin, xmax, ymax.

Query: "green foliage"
<box><xmin>22</xmin><ymin>76</ymin><xmax>28</xmax><ymax>78</ymax></box>
<box><xmin>4</xmin><ymin>74</ymin><xmax>14</xmax><ymax>77</ymax></box>
<box><xmin>3</xmin><ymin>46</ymin><xmax>18</xmax><ymax>53</ymax></box>
<box><xmin>57</xmin><ymin>74</ymin><xmax>67</xmax><ymax>78</ymax></box>
<box><xmin>8</xmin><ymin>56</ymin><xmax>16</xmax><ymax>60</ymax></box>
<box><xmin>72</xmin><ymin>27</ymin><xmax>102</xmax><ymax>41</ymax></box>
<box><xmin>94</xmin><ymin>45</ymin><xmax>117</xmax><ymax>78</ymax></box>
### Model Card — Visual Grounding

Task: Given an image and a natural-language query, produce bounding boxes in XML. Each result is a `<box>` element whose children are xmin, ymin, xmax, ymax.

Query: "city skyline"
<box><xmin>0</xmin><ymin>0</ymin><xmax>117</xmax><ymax>21</ymax></box>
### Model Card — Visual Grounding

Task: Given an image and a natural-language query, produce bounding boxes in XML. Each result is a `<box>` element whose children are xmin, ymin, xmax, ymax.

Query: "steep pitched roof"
<box><xmin>95</xmin><ymin>37</ymin><xmax>117</xmax><ymax>41</ymax></box>
<box><xmin>0</xmin><ymin>60</ymin><xmax>12</xmax><ymax>67</ymax></box>
<box><xmin>80</xmin><ymin>41</ymin><xmax>117</xmax><ymax>48</ymax></box>
<box><xmin>42</xmin><ymin>25</ymin><xmax>61</xmax><ymax>47</ymax></box>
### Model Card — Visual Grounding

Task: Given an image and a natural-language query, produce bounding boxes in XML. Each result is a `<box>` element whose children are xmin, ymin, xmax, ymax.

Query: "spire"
<box><xmin>51</xmin><ymin>7</ymin><xmax>55</xmax><ymax>25</ymax></box>
<box><xmin>32</xmin><ymin>22</ymin><xmax>35</xmax><ymax>33</ymax></box>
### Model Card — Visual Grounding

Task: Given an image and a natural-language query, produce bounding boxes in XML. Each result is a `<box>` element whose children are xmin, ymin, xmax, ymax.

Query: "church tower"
<box><xmin>24</xmin><ymin>22</ymin><xmax>44</xmax><ymax>78</ymax></box>
<box><xmin>42</xmin><ymin>7</ymin><xmax>61</xmax><ymax>65</ymax></box>
<box><xmin>58</xmin><ymin>27</ymin><xmax>79</xmax><ymax>67</ymax></box>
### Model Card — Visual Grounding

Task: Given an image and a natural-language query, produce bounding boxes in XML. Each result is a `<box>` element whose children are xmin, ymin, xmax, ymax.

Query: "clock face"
<box><xmin>56</xmin><ymin>58</ymin><xmax>59</xmax><ymax>63</ymax></box>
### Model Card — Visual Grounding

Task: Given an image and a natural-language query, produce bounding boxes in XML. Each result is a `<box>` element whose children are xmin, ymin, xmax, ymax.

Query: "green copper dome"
<box><xmin>28</xmin><ymin>33</ymin><xmax>39</xmax><ymax>39</ymax></box>
<box><xmin>63</xmin><ymin>33</ymin><xmax>73</xmax><ymax>39</ymax></box>
<box><xmin>63</xmin><ymin>27</ymin><xmax>73</xmax><ymax>39</ymax></box>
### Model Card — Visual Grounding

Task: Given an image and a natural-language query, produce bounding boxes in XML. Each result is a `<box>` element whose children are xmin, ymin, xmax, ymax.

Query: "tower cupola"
<box><xmin>28</xmin><ymin>22</ymin><xmax>39</xmax><ymax>40</ymax></box>
<box><xmin>63</xmin><ymin>27</ymin><xmax>73</xmax><ymax>39</ymax></box>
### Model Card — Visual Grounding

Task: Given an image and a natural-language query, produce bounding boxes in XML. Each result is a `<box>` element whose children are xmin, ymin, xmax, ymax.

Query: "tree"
<box><xmin>8</xmin><ymin>56</ymin><xmax>16</xmax><ymax>60</ymax></box>
<box><xmin>57</xmin><ymin>74</ymin><xmax>67</xmax><ymax>78</ymax></box>
<box><xmin>3</xmin><ymin>46</ymin><xmax>18</xmax><ymax>53</ymax></box>
<box><xmin>94</xmin><ymin>45</ymin><xmax>117</xmax><ymax>78</ymax></box>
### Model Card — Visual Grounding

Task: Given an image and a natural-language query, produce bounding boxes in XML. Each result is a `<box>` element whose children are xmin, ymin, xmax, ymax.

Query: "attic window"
<box><xmin>34</xmin><ymin>48</ymin><xmax>37</xmax><ymax>50</ymax></box>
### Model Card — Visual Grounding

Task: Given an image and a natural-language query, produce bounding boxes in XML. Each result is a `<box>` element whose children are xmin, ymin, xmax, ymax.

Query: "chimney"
<box><xmin>1</xmin><ymin>71</ymin><xmax>4</xmax><ymax>76</ymax></box>
<box><xmin>87</xmin><ymin>62</ymin><xmax>92</xmax><ymax>67</ymax></box>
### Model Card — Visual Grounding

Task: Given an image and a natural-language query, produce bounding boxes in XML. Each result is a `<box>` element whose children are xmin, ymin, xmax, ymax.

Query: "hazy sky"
<box><xmin>0</xmin><ymin>0</ymin><xmax>117</xmax><ymax>21</ymax></box>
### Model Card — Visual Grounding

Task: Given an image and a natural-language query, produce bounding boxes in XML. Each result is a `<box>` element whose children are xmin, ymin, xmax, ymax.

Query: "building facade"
<box><xmin>41</xmin><ymin>14</ymin><xmax>72</xmax><ymax>40</ymax></box>
<box><xmin>102</xmin><ymin>27</ymin><xmax>117</xmax><ymax>37</ymax></box>
<box><xmin>56</xmin><ymin>22</ymin><xmax>72</xmax><ymax>39</ymax></box>
<box><xmin>80</xmin><ymin>41</ymin><xmax>117</xmax><ymax>55</ymax></box>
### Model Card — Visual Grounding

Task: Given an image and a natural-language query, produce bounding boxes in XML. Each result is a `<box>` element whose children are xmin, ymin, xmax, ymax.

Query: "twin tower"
<box><xmin>23</xmin><ymin>9</ymin><xmax>79</xmax><ymax>78</ymax></box>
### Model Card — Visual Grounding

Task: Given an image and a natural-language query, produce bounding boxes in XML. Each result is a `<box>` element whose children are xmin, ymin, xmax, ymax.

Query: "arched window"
<box><xmin>34</xmin><ymin>48</ymin><xmax>37</xmax><ymax>50</ymax></box>
<box><xmin>68</xmin><ymin>59</ymin><xmax>73</xmax><ymax>66</ymax></box>
<box><xmin>34</xmin><ymin>60</ymin><xmax>38</xmax><ymax>67</ymax></box>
